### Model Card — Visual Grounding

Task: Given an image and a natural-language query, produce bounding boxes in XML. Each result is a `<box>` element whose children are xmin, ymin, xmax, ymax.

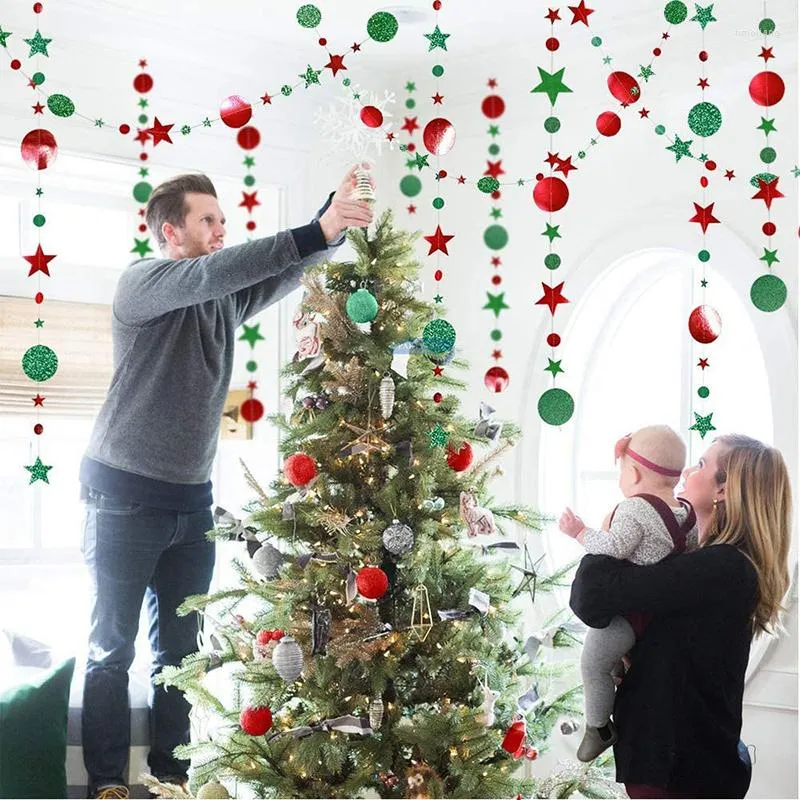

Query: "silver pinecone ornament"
<box><xmin>379</xmin><ymin>374</ymin><xmax>396</xmax><ymax>419</ymax></box>
<box><xmin>369</xmin><ymin>697</ymin><xmax>385</xmax><ymax>730</ymax></box>
<box><xmin>272</xmin><ymin>635</ymin><xmax>304</xmax><ymax>682</ymax></box>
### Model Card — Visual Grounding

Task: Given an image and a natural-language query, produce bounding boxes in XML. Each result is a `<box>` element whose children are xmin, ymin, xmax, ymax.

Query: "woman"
<box><xmin>570</xmin><ymin>435</ymin><xmax>792</xmax><ymax>799</ymax></box>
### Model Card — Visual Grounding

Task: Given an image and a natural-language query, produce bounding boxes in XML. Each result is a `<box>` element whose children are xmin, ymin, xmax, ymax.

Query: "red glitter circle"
<box><xmin>240</xmin><ymin>398</ymin><xmax>264</xmax><ymax>423</ymax></box>
<box><xmin>133</xmin><ymin>73</ymin><xmax>154</xmax><ymax>94</ymax></box>
<box><xmin>433</xmin><ymin>0</ymin><xmax>442</xmax><ymax>10</ymax></box>
<box><xmin>360</xmin><ymin>105</ymin><xmax>383</xmax><ymax>128</ymax></box>
<box><xmin>34</xmin><ymin>423</ymin><xmax>44</xmax><ymax>435</ymax></box>
<box><xmin>138</xmin><ymin>224</ymin><xmax>147</xmax><ymax>232</ymax></box>
<box><xmin>596</xmin><ymin>111</ymin><xmax>622</xmax><ymax>136</ymax></box>
<box><xmin>140</xmin><ymin>152</ymin><xmax>148</xmax><ymax>161</ymax></box>
<box><xmin>700</xmin><ymin>176</ymin><xmax>709</xmax><ymax>187</ymax></box>
<box><xmin>546</xmin><ymin>37</ymin><xmax>560</xmax><ymax>51</ymax></box>
<box><xmin>699</xmin><ymin>51</ymin><xmax>708</xmax><ymax>62</ymax></box>
<box><xmin>481</xmin><ymin>95</ymin><xmax>506</xmax><ymax>119</ymax></box>
<box><xmin>547</xmin><ymin>333</ymin><xmax>561</xmax><ymax>347</ymax></box>
<box><xmin>220</xmin><ymin>95</ymin><xmax>253</xmax><ymax>128</ymax></box>
<box><xmin>492</xmin><ymin>275</ymin><xmax>502</xmax><ymax>285</ymax></box>
<box><xmin>491</xmin><ymin>190</ymin><xmax>501</xmax><ymax>200</ymax></box>
<box><xmin>438</xmin><ymin>169</ymin><xmax>447</xmax><ymax>178</ymax></box>
<box><xmin>246</xmin><ymin>220</ymin><xmax>257</xmax><ymax>231</ymax></box>
<box><xmin>705</xmin><ymin>160</ymin><xmax>716</xmax><ymax>171</ymax></box>
<box><xmin>762</xmin><ymin>222</ymin><xmax>776</xmax><ymax>236</ymax></box>
<box><xmin>433</xmin><ymin>392</ymin><xmax>443</xmax><ymax>403</ymax></box>
<box><xmin>653</xmin><ymin>47</ymin><xmax>661</xmax><ymax>56</ymax></box>
<box><xmin>237</xmin><ymin>125</ymin><xmax>261</xmax><ymax>150</ymax></box>
<box><xmin>11</xmin><ymin>59</ymin><xmax>21</xmax><ymax>70</ymax></box>
<box><xmin>407</xmin><ymin>143</ymin><xmax>416</xmax><ymax>152</ymax></box>
<box><xmin>119</xmin><ymin>123</ymin><xmax>131</xmax><ymax>135</ymax></box>
<box><xmin>318</xmin><ymin>37</ymin><xmax>327</xmax><ymax>46</ymax></box>
<box><xmin>434</xmin><ymin>269</ymin><xmax>443</xmax><ymax>281</ymax></box>
<box><xmin>35</xmin><ymin>292</ymin><xmax>44</xmax><ymax>304</ymax></box>
<box><xmin>33</xmin><ymin>2</ymin><xmax>43</xmax><ymax>12</ymax></box>
<box><xmin>535</xmin><ymin>172</ymin><xmax>545</xmax><ymax>181</ymax></box>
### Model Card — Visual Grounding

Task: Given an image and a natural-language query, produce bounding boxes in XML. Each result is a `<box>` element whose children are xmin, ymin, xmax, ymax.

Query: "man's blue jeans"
<box><xmin>81</xmin><ymin>489</ymin><xmax>215</xmax><ymax>792</ymax></box>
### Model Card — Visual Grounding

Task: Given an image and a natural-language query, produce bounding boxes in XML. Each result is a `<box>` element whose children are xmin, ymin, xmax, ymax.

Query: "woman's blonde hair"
<box><xmin>704</xmin><ymin>434</ymin><xmax>792</xmax><ymax>636</ymax></box>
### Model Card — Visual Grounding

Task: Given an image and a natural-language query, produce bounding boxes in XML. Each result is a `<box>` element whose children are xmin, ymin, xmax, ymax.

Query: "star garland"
<box><xmin>131</xmin><ymin>59</ymin><xmax>155</xmax><ymax>261</ymax></box>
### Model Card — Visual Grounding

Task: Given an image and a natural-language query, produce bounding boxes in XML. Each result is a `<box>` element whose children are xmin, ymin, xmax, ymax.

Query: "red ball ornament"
<box><xmin>239</xmin><ymin>705</ymin><xmax>273</xmax><ymax>736</ymax></box>
<box><xmin>434</xmin><ymin>269</ymin><xmax>443</xmax><ymax>281</ymax></box>
<box><xmin>699</xmin><ymin>50</ymin><xmax>708</xmax><ymax>62</ymax></box>
<box><xmin>763</xmin><ymin>222</ymin><xmax>776</xmax><ymax>236</ymax></box>
<box><xmin>423</xmin><ymin>118</ymin><xmax>456</xmax><ymax>156</ymax></box>
<box><xmin>502</xmin><ymin>720</ymin><xmax>526</xmax><ymax>754</ymax></box>
<box><xmin>546</xmin><ymin>37</ymin><xmax>560</xmax><ymax>51</ymax></box>
<box><xmin>607</xmin><ymin>71</ymin><xmax>641</xmax><ymax>105</ymax></box>
<box><xmin>360</xmin><ymin>105</ymin><xmax>383</xmax><ymax>128</ymax></box>
<box><xmin>220</xmin><ymin>95</ymin><xmax>253</xmax><ymax>128</ymax></box>
<box><xmin>240</xmin><ymin>398</ymin><xmax>264</xmax><ymax>423</ymax></box>
<box><xmin>547</xmin><ymin>333</ymin><xmax>561</xmax><ymax>347</ymax></box>
<box><xmin>688</xmin><ymin>305</ymin><xmax>722</xmax><ymax>344</ymax></box>
<box><xmin>34</xmin><ymin>423</ymin><xmax>43</xmax><ymax>435</ymax></box>
<box><xmin>21</xmin><ymin>129</ymin><xmax>58</xmax><ymax>170</ymax></box>
<box><xmin>133</xmin><ymin>73</ymin><xmax>154</xmax><ymax>94</ymax></box>
<box><xmin>10</xmin><ymin>59</ymin><xmax>22</xmax><ymax>70</ymax></box>
<box><xmin>446</xmin><ymin>441</ymin><xmax>473</xmax><ymax>472</ymax></box>
<box><xmin>484</xmin><ymin>365</ymin><xmax>510</xmax><ymax>393</ymax></box>
<box><xmin>481</xmin><ymin>95</ymin><xmax>505</xmax><ymax>119</ymax></box>
<box><xmin>119</xmin><ymin>123</ymin><xmax>131</xmax><ymax>135</ymax></box>
<box><xmin>356</xmin><ymin>566</ymin><xmax>389</xmax><ymax>600</ymax></box>
<box><xmin>283</xmin><ymin>452</ymin><xmax>317</xmax><ymax>486</ymax></box>
<box><xmin>533</xmin><ymin>176</ymin><xmax>569</xmax><ymax>212</ymax></box>
<box><xmin>35</xmin><ymin>292</ymin><xmax>44</xmax><ymax>304</ymax></box>
<box><xmin>256</xmin><ymin>629</ymin><xmax>272</xmax><ymax>646</ymax></box>
<box><xmin>237</xmin><ymin>125</ymin><xmax>261</xmax><ymax>150</ymax></box>
<box><xmin>748</xmin><ymin>71</ymin><xmax>785</xmax><ymax>107</ymax></box>
<box><xmin>596</xmin><ymin>111</ymin><xmax>621</xmax><ymax>136</ymax></box>
<box><xmin>433</xmin><ymin>392</ymin><xmax>443</xmax><ymax>403</ymax></box>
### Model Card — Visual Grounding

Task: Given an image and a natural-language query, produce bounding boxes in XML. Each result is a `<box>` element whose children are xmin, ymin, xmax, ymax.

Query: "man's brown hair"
<box><xmin>145</xmin><ymin>173</ymin><xmax>217</xmax><ymax>248</ymax></box>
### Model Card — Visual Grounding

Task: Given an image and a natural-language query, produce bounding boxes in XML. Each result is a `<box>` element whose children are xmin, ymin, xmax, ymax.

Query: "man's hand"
<box><xmin>558</xmin><ymin>507</ymin><xmax>586</xmax><ymax>539</ymax></box>
<box><xmin>319</xmin><ymin>163</ymin><xmax>375</xmax><ymax>243</ymax></box>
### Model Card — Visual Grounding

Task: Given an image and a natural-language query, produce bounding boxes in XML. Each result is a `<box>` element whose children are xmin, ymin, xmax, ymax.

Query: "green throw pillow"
<box><xmin>0</xmin><ymin>657</ymin><xmax>75</xmax><ymax>799</ymax></box>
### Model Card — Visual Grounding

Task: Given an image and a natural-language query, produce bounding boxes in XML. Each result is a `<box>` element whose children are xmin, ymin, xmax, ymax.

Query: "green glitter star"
<box><xmin>25</xmin><ymin>456</ymin><xmax>52</xmax><ymax>484</ymax></box>
<box><xmin>590</xmin><ymin>138</ymin><xmax>598</xmax><ymax>145</ymax></box>
<box><xmin>542</xmin><ymin>223</ymin><xmax>561</xmax><ymax>242</ymax></box>
<box><xmin>483</xmin><ymin>292</ymin><xmax>509</xmax><ymax>317</ymax></box>
<box><xmin>545</xmin><ymin>358</ymin><xmax>564</xmax><ymax>377</ymax></box>
<box><xmin>35</xmin><ymin>188</ymin><xmax>43</xmax><ymax>197</ymax></box>
<box><xmin>428</xmin><ymin>423</ymin><xmax>448</xmax><ymax>448</ymax></box>
<box><xmin>638</xmin><ymin>64</ymin><xmax>655</xmax><ymax>82</ymax></box>
<box><xmin>603</xmin><ymin>55</ymin><xmax>613</xmax><ymax>64</ymax></box>
<box><xmin>24</xmin><ymin>29</ymin><xmax>52</xmax><ymax>57</ymax></box>
<box><xmin>405</xmin><ymin>158</ymin><xmax>417</xmax><ymax>170</ymax></box>
<box><xmin>488</xmin><ymin>125</ymin><xmax>500</xmax><ymax>136</ymax></box>
<box><xmin>630</xmin><ymin>86</ymin><xmax>640</xmax><ymax>96</ymax></box>
<box><xmin>689</xmin><ymin>411</ymin><xmax>716</xmax><ymax>438</ymax></box>
<box><xmin>760</xmin><ymin>248</ymin><xmax>780</xmax><ymax>267</ymax></box>
<box><xmin>202</xmin><ymin>118</ymin><xmax>212</xmax><ymax>128</ymax></box>
<box><xmin>424</xmin><ymin>25</ymin><xmax>450</xmax><ymax>51</ymax></box>
<box><xmin>666</xmin><ymin>134</ymin><xmax>694</xmax><ymax>162</ymax></box>
<box><xmin>138</xmin><ymin>98</ymin><xmax>149</xmax><ymax>109</ymax></box>
<box><xmin>405</xmin><ymin>81</ymin><xmax>416</xmax><ymax>92</ymax></box>
<box><xmin>691</xmin><ymin>4</ymin><xmax>717</xmax><ymax>29</ymax></box>
<box><xmin>490</xmin><ymin>207</ymin><xmax>503</xmax><ymax>220</ymax></box>
<box><xmin>757</xmin><ymin>117</ymin><xmax>776</xmax><ymax>134</ymax></box>
<box><xmin>434</xmin><ymin>173</ymin><xmax>442</xmax><ymax>182</ymax></box>
<box><xmin>94</xmin><ymin>119</ymin><xmax>105</xmax><ymax>127</ymax></box>
<box><xmin>300</xmin><ymin>65</ymin><xmax>321</xmax><ymax>87</ymax></box>
<box><xmin>700</xmin><ymin>279</ymin><xmax>708</xmax><ymax>287</ymax></box>
<box><xmin>239</xmin><ymin>323</ymin><xmax>265</xmax><ymax>348</ymax></box>
<box><xmin>131</xmin><ymin>237</ymin><xmax>153</xmax><ymax>257</ymax></box>
<box><xmin>0</xmin><ymin>26</ymin><xmax>12</xmax><ymax>47</ymax></box>
<box><xmin>139</xmin><ymin>167</ymin><xmax>149</xmax><ymax>177</ymax></box>
<box><xmin>517</xmin><ymin>178</ymin><xmax>525</xmax><ymax>186</ymax></box>
<box><xmin>352</xmin><ymin>92</ymin><xmax>361</xmax><ymax>100</ymax></box>
<box><xmin>792</xmin><ymin>165</ymin><xmax>800</xmax><ymax>177</ymax></box>
<box><xmin>243</xmin><ymin>155</ymin><xmax>256</xmax><ymax>168</ymax></box>
<box><xmin>34</xmin><ymin>318</ymin><xmax>44</xmax><ymax>328</ymax></box>
<box><xmin>434</xmin><ymin>294</ymin><xmax>444</xmax><ymax>304</ymax></box>
<box><xmin>180</xmin><ymin>124</ymin><xmax>191</xmax><ymax>135</ymax></box>
<box><xmin>412</xmin><ymin>152</ymin><xmax>429</xmax><ymax>171</ymax></box>
<box><xmin>531</xmin><ymin>66</ymin><xmax>573</xmax><ymax>106</ymax></box>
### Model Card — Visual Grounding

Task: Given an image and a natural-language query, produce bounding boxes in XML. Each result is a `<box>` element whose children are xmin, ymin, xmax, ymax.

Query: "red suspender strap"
<box><xmin>632</xmin><ymin>494</ymin><xmax>691</xmax><ymax>554</ymax></box>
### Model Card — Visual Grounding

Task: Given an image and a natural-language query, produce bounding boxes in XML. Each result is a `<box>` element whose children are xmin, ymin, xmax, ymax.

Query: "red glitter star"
<box><xmin>424</xmin><ymin>225</ymin><xmax>455</xmax><ymax>255</ymax></box>
<box><xmin>639</xmin><ymin>108</ymin><xmax>650</xmax><ymax>118</ymax></box>
<box><xmin>568</xmin><ymin>1</ymin><xmax>594</xmax><ymax>25</ymax></box>
<box><xmin>432</xmin><ymin>92</ymin><xmax>444</xmax><ymax>104</ymax></box>
<box><xmin>457</xmin><ymin>175</ymin><xmax>466</xmax><ymax>184</ymax></box>
<box><xmin>351</xmin><ymin>42</ymin><xmax>361</xmax><ymax>52</ymax></box>
<box><xmin>724</xmin><ymin>170</ymin><xmax>735</xmax><ymax>180</ymax></box>
<box><xmin>138</xmin><ymin>59</ymin><xmax>148</xmax><ymax>68</ymax></box>
<box><xmin>492</xmin><ymin>349</ymin><xmax>503</xmax><ymax>360</ymax></box>
<box><xmin>752</xmin><ymin>177</ymin><xmax>784</xmax><ymax>209</ymax></box>
<box><xmin>689</xmin><ymin>202</ymin><xmax>720</xmax><ymax>233</ymax></box>
<box><xmin>261</xmin><ymin>92</ymin><xmax>272</xmax><ymax>105</ymax></box>
<box><xmin>698</xmin><ymin>77</ymin><xmax>710</xmax><ymax>89</ymax></box>
<box><xmin>24</xmin><ymin>244</ymin><xmax>57</xmax><ymax>277</ymax></box>
<box><xmin>32</xmin><ymin>101</ymin><xmax>44</xmax><ymax>114</ymax></box>
<box><xmin>386</xmin><ymin>132</ymin><xmax>395</xmax><ymax>141</ymax></box>
<box><xmin>545</xmin><ymin>8</ymin><xmax>561</xmax><ymax>22</ymax></box>
<box><xmin>698</xmin><ymin>358</ymin><xmax>710</xmax><ymax>370</ymax></box>
<box><xmin>491</xmin><ymin>256</ymin><xmax>502</xmax><ymax>267</ymax></box>
<box><xmin>239</xmin><ymin>191</ymin><xmax>261</xmax><ymax>213</ymax></box>
<box><xmin>145</xmin><ymin>117</ymin><xmax>174</xmax><ymax>146</ymax></box>
<box><xmin>433</xmin><ymin>365</ymin><xmax>444</xmax><ymax>376</ymax></box>
<box><xmin>401</xmin><ymin>117</ymin><xmax>419</xmax><ymax>134</ymax></box>
<box><xmin>545</xmin><ymin>151</ymin><xmax>560</xmax><ymax>167</ymax></box>
<box><xmin>536</xmin><ymin>282</ymin><xmax>569</xmax><ymax>315</ymax></box>
<box><xmin>135</xmin><ymin>128</ymin><xmax>150</xmax><ymax>144</ymax></box>
<box><xmin>487</xmin><ymin>77</ymin><xmax>498</xmax><ymax>88</ymax></box>
<box><xmin>407</xmin><ymin>204</ymin><xmax>417</xmax><ymax>214</ymax></box>
<box><xmin>247</xmin><ymin>380</ymin><xmax>258</xmax><ymax>390</ymax></box>
<box><xmin>484</xmin><ymin>160</ymin><xmax>505</xmax><ymax>178</ymax></box>
<box><xmin>759</xmin><ymin>47</ymin><xmax>774</xmax><ymax>62</ymax></box>
<box><xmin>555</xmin><ymin>155</ymin><xmax>578</xmax><ymax>177</ymax></box>
<box><xmin>325</xmin><ymin>53</ymin><xmax>347</xmax><ymax>76</ymax></box>
<box><xmin>32</xmin><ymin>394</ymin><xmax>45</xmax><ymax>407</ymax></box>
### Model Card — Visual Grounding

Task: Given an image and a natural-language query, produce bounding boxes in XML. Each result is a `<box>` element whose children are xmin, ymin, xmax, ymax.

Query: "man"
<box><xmin>79</xmin><ymin>165</ymin><xmax>373</xmax><ymax>799</ymax></box>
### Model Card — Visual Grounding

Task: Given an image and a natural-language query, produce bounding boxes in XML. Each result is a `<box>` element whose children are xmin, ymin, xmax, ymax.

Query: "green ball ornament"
<box><xmin>47</xmin><ymin>94</ymin><xmax>75</xmax><ymax>118</ymax></box>
<box><xmin>22</xmin><ymin>345</ymin><xmax>58</xmax><ymax>382</ymax></box>
<box><xmin>367</xmin><ymin>11</ymin><xmax>399</xmax><ymax>42</ymax></box>
<box><xmin>538</xmin><ymin>388</ymin><xmax>574</xmax><ymax>426</ymax></box>
<box><xmin>422</xmin><ymin>319</ymin><xmax>456</xmax><ymax>354</ymax></box>
<box><xmin>484</xmin><ymin>225</ymin><xmax>508</xmax><ymax>250</ymax></box>
<box><xmin>133</xmin><ymin>182</ymin><xmax>152</xmax><ymax>204</ymax></box>
<box><xmin>296</xmin><ymin>5</ymin><xmax>322</xmax><ymax>28</ymax></box>
<box><xmin>400</xmin><ymin>174</ymin><xmax>422</xmax><ymax>197</ymax></box>
<box><xmin>544</xmin><ymin>117</ymin><xmax>561</xmax><ymax>133</ymax></box>
<box><xmin>750</xmin><ymin>274</ymin><xmax>787</xmax><ymax>312</ymax></box>
<box><xmin>477</xmin><ymin>177</ymin><xmax>500</xmax><ymax>194</ymax></box>
<box><xmin>346</xmin><ymin>288</ymin><xmax>379</xmax><ymax>323</ymax></box>
<box><xmin>688</xmin><ymin>102</ymin><xmax>722</xmax><ymax>137</ymax></box>
<box><xmin>664</xmin><ymin>1</ymin><xmax>688</xmax><ymax>24</ymax></box>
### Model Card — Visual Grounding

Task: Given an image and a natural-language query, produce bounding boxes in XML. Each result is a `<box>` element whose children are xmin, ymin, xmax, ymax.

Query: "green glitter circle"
<box><xmin>22</xmin><ymin>345</ymin><xmax>58</xmax><ymax>382</ymax></box>
<box><xmin>33</xmin><ymin>214</ymin><xmax>46</xmax><ymax>227</ymax></box>
<box><xmin>343</xmin><ymin>78</ymin><xmax>351</xmax><ymax>87</ymax></box>
<box><xmin>406</xmin><ymin>98</ymin><xmax>416</xmax><ymax>109</ymax></box>
<box><xmin>688</xmin><ymin>102</ymin><xmax>722</xmax><ymax>137</ymax></box>
<box><xmin>484</xmin><ymin>225</ymin><xmax>509</xmax><ymax>250</ymax></box>
<box><xmin>244</xmin><ymin>175</ymin><xmax>256</xmax><ymax>187</ymax></box>
<box><xmin>697</xmin><ymin>386</ymin><xmax>710</xmax><ymax>399</ymax></box>
<box><xmin>47</xmin><ymin>94</ymin><xmax>75</xmax><ymax>118</ymax></box>
<box><xmin>577</xmin><ymin>150</ymin><xmax>586</xmax><ymax>159</ymax></box>
<box><xmin>138</xmin><ymin>114</ymin><xmax>148</xmax><ymax>124</ymax></box>
<box><xmin>246</xmin><ymin>360</ymin><xmax>258</xmax><ymax>373</ymax></box>
<box><xmin>760</xmin><ymin>147</ymin><xmax>776</xmax><ymax>164</ymax></box>
<box><xmin>296</xmin><ymin>5</ymin><xmax>322</xmax><ymax>28</ymax></box>
<box><xmin>490</xmin><ymin>329</ymin><xmax>502</xmax><ymax>342</ymax></box>
<box><xmin>432</xmin><ymin>197</ymin><xmax>445</xmax><ymax>210</ymax></box>
<box><xmin>477</xmin><ymin>177</ymin><xmax>500</xmax><ymax>194</ymax></box>
<box><xmin>367</xmin><ymin>11</ymin><xmax>399</xmax><ymax>43</ymax></box>
<box><xmin>544</xmin><ymin>253</ymin><xmax>561</xmax><ymax>270</ymax></box>
<box><xmin>750</xmin><ymin>171</ymin><xmax>777</xmax><ymax>189</ymax></box>
<box><xmin>544</xmin><ymin>116</ymin><xmax>561</xmax><ymax>133</ymax></box>
<box><xmin>488</xmin><ymin>143</ymin><xmax>500</xmax><ymax>155</ymax></box>
<box><xmin>346</xmin><ymin>288</ymin><xmax>379</xmax><ymax>323</ymax></box>
<box><xmin>422</xmin><ymin>319</ymin><xmax>456</xmax><ymax>353</ymax></box>
<box><xmin>132</xmin><ymin>182</ymin><xmax>153</xmax><ymax>204</ymax></box>
<box><xmin>281</xmin><ymin>85</ymin><xmax>293</xmax><ymax>97</ymax></box>
<box><xmin>538</xmin><ymin>388</ymin><xmax>574</xmax><ymax>426</ymax></box>
<box><xmin>400</xmin><ymin>174</ymin><xmax>422</xmax><ymax>197</ymax></box>
<box><xmin>591</xmin><ymin>36</ymin><xmax>602</xmax><ymax>46</ymax></box>
<box><xmin>32</xmin><ymin>72</ymin><xmax>45</xmax><ymax>86</ymax></box>
<box><xmin>758</xmin><ymin>18</ymin><xmax>775</xmax><ymax>35</ymax></box>
<box><xmin>432</xmin><ymin>65</ymin><xmax>444</xmax><ymax>77</ymax></box>
<box><xmin>698</xmin><ymin>249</ymin><xmax>710</xmax><ymax>263</ymax></box>
<box><xmin>655</xmin><ymin>124</ymin><xmax>666</xmax><ymax>135</ymax></box>
<box><xmin>750</xmin><ymin>274</ymin><xmax>787</xmax><ymax>312</ymax></box>
<box><xmin>664</xmin><ymin>1</ymin><xmax>688</xmax><ymax>24</ymax></box>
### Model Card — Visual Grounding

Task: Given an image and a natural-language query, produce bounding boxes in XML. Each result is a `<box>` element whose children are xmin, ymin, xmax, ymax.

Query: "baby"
<box><xmin>559</xmin><ymin>425</ymin><xmax>697</xmax><ymax>762</ymax></box>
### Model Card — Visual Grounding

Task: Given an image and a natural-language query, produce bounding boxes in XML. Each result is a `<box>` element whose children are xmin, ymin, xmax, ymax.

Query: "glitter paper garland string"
<box><xmin>130</xmin><ymin>58</ymin><xmax>155</xmax><ymax>259</ymax></box>
<box><xmin>399</xmin><ymin>78</ymin><xmax>423</xmax><ymax>216</ymax></box>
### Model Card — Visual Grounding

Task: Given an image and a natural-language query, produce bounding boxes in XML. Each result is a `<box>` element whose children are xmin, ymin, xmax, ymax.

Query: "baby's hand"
<box><xmin>558</xmin><ymin>507</ymin><xmax>586</xmax><ymax>538</ymax></box>
<box><xmin>601</xmin><ymin>509</ymin><xmax>614</xmax><ymax>531</ymax></box>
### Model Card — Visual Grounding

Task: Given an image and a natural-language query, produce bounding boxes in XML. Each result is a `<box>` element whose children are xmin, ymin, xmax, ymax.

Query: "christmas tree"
<box><xmin>157</xmin><ymin>211</ymin><xmax>622</xmax><ymax>799</ymax></box>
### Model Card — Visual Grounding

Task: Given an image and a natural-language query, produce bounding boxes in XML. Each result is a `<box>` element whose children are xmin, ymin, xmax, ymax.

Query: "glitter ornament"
<box><xmin>382</xmin><ymin>520</ymin><xmax>414</xmax><ymax>556</ymax></box>
<box><xmin>484</xmin><ymin>225</ymin><xmax>509</xmax><ymax>249</ymax></box>
<box><xmin>251</xmin><ymin>542</ymin><xmax>284</xmax><ymax>579</ymax></box>
<box><xmin>220</xmin><ymin>95</ymin><xmax>252</xmax><ymax>128</ymax></box>
<box><xmin>132</xmin><ymin>182</ymin><xmax>152</xmax><ymax>203</ymax></box>
<box><xmin>284</xmin><ymin>452</ymin><xmax>317</xmax><ymax>486</ymax></box>
<box><xmin>596</xmin><ymin>111</ymin><xmax>621</xmax><ymax>136</ymax></box>
<box><xmin>21</xmin><ymin>129</ymin><xmax>57</xmax><ymax>170</ymax></box>
<box><xmin>749</xmin><ymin>172</ymin><xmax>777</xmax><ymax>190</ymax></box>
<box><xmin>296</xmin><ymin>4</ymin><xmax>322</xmax><ymax>28</ymax></box>
<box><xmin>533</xmin><ymin>176</ymin><xmax>569</xmax><ymax>212</ymax></box>
<box><xmin>379</xmin><ymin>374</ymin><xmax>395</xmax><ymax>418</ymax></box>
<box><xmin>356</xmin><ymin>566</ymin><xmax>389</xmax><ymax>600</ymax></box>
<box><xmin>484</xmin><ymin>366</ymin><xmax>509</xmax><ymax>393</ymax></box>
<box><xmin>538</xmin><ymin>387</ymin><xmax>574</xmax><ymax>425</ymax></box>
<box><xmin>688</xmin><ymin>101</ymin><xmax>722</xmax><ymax>137</ymax></box>
<box><xmin>423</xmin><ymin>118</ymin><xmax>456</xmax><ymax>155</ymax></box>
<box><xmin>478</xmin><ymin>177</ymin><xmax>500</xmax><ymax>194</ymax></box>
<box><xmin>272</xmin><ymin>636</ymin><xmax>304</xmax><ymax>682</ymax></box>
<box><xmin>22</xmin><ymin>345</ymin><xmax>58</xmax><ymax>381</ymax></box>
<box><xmin>367</xmin><ymin>11</ymin><xmax>398</xmax><ymax>42</ymax></box>
<box><xmin>369</xmin><ymin>697</ymin><xmax>384</xmax><ymax>730</ymax></box>
<box><xmin>239</xmin><ymin>705</ymin><xmax>273</xmax><ymax>735</ymax></box>
<box><xmin>749</xmin><ymin>71</ymin><xmax>785</xmax><ymax>106</ymax></box>
<box><xmin>400</xmin><ymin>175</ymin><xmax>422</xmax><ymax>197</ymax></box>
<box><xmin>544</xmin><ymin>116</ymin><xmax>561</xmax><ymax>133</ymax></box>
<box><xmin>481</xmin><ymin>95</ymin><xmax>505</xmax><ymax>118</ymax></box>
<box><xmin>46</xmin><ymin>94</ymin><xmax>74</xmax><ymax>118</ymax></box>
<box><xmin>446</xmin><ymin>441</ymin><xmax>473</xmax><ymax>472</ymax></box>
<box><xmin>346</xmin><ymin>288</ymin><xmax>379</xmax><ymax>323</ymax></box>
<box><xmin>196</xmin><ymin>782</ymin><xmax>231</xmax><ymax>799</ymax></box>
<box><xmin>240</xmin><ymin>398</ymin><xmax>264</xmax><ymax>423</ymax></box>
<box><xmin>750</xmin><ymin>274</ymin><xmax>786</xmax><ymax>312</ymax></box>
<box><xmin>688</xmin><ymin>305</ymin><xmax>721</xmax><ymax>343</ymax></box>
<box><xmin>422</xmin><ymin>319</ymin><xmax>456</xmax><ymax>354</ymax></box>
<box><xmin>607</xmin><ymin>72</ymin><xmax>641</xmax><ymax>105</ymax></box>
<box><xmin>663</xmin><ymin>1</ymin><xmax>688</xmax><ymax>24</ymax></box>
<box><xmin>759</xmin><ymin>18</ymin><xmax>776</xmax><ymax>34</ymax></box>
<box><xmin>360</xmin><ymin>105</ymin><xmax>383</xmax><ymax>128</ymax></box>
<box><xmin>237</xmin><ymin>126</ymin><xmax>260</xmax><ymax>150</ymax></box>
<box><xmin>133</xmin><ymin>73</ymin><xmax>153</xmax><ymax>93</ymax></box>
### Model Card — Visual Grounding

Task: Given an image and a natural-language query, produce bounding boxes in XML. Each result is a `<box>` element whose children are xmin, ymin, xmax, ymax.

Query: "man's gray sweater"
<box><xmin>80</xmin><ymin>200</ymin><xmax>340</xmax><ymax>510</ymax></box>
